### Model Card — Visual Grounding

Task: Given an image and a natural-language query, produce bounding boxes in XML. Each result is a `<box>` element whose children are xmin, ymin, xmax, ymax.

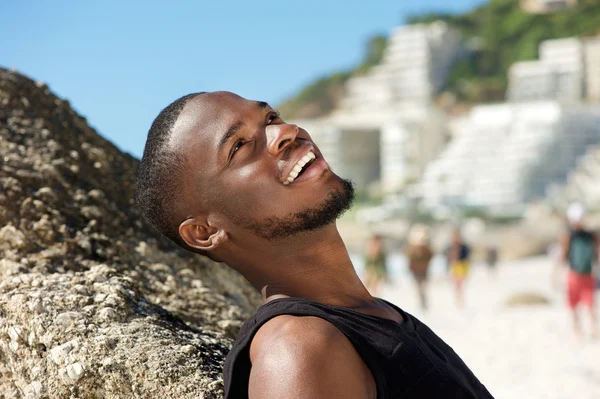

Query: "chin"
<box><xmin>255</xmin><ymin>176</ymin><xmax>354</xmax><ymax>240</ymax></box>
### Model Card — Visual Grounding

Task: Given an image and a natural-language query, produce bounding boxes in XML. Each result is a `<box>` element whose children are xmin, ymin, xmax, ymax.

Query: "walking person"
<box><xmin>561</xmin><ymin>203</ymin><xmax>598</xmax><ymax>339</ymax></box>
<box><xmin>364</xmin><ymin>234</ymin><xmax>388</xmax><ymax>297</ymax></box>
<box><xmin>485</xmin><ymin>245</ymin><xmax>498</xmax><ymax>277</ymax></box>
<box><xmin>406</xmin><ymin>224</ymin><xmax>433</xmax><ymax>310</ymax></box>
<box><xmin>447</xmin><ymin>228</ymin><xmax>471</xmax><ymax>308</ymax></box>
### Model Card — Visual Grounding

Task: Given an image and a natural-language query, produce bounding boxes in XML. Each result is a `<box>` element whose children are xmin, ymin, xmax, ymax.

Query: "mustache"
<box><xmin>277</xmin><ymin>139</ymin><xmax>306</xmax><ymax>179</ymax></box>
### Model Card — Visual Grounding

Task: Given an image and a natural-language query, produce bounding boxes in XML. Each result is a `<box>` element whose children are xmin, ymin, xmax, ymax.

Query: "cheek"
<box><xmin>220</xmin><ymin>163</ymin><xmax>284</xmax><ymax>212</ymax></box>
<box><xmin>218</xmin><ymin>160</ymin><xmax>336</xmax><ymax>218</ymax></box>
<box><xmin>235</xmin><ymin>161</ymin><xmax>263</xmax><ymax>181</ymax></box>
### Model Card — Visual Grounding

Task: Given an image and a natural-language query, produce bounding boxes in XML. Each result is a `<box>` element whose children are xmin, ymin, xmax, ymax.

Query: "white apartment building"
<box><xmin>508</xmin><ymin>38</ymin><xmax>584</xmax><ymax>103</ymax></box>
<box><xmin>297</xmin><ymin>21</ymin><xmax>460</xmax><ymax>194</ymax></box>
<box><xmin>379</xmin><ymin>109</ymin><xmax>448</xmax><ymax>193</ymax></box>
<box><xmin>339</xmin><ymin>21</ymin><xmax>462</xmax><ymax>114</ymax></box>
<box><xmin>508</xmin><ymin>36</ymin><xmax>600</xmax><ymax>103</ymax></box>
<box><xmin>507</xmin><ymin>61</ymin><xmax>556</xmax><ymax>102</ymax></box>
<box><xmin>420</xmin><ymin>102</ymin><xmax>600</xmax><ymax>213</ymax></box>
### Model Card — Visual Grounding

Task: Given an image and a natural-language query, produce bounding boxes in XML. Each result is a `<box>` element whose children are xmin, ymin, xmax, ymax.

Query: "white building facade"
<box><xmin>339</xmin><ymin>21</ymin><xmax>462</xmax><ymax>114</ymax></box>
<box><xmin>508</xmin><ymin>38</ymin><xmax>584</xmax><ymax>103</ymax></box>
<box><xmin>420</xmin><ymin>102</ymin><xmax>600</xmax><ymax>213</ymax></box>
<box><xmin>508</xmin><ymin>36</ymin><xmax>600</xmax><ymax>104</ymax></box>
<box><xmin>584</xmin><ymin>37</ymin><xmax>600</xmax><ymax>102</ymax></box>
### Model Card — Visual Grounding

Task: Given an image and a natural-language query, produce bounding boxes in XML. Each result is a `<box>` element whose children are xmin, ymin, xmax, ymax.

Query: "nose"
<box><xmin>266</xmin><ymin>123</ymin><xmax>298</xmax><ymax>155</ymax></box>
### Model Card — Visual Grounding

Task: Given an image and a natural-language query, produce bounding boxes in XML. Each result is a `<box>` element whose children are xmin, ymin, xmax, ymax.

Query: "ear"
<box><xmin>179</xmin><ymin>217</ymin><xmax>228</xmax><ymax>253</ymax></box>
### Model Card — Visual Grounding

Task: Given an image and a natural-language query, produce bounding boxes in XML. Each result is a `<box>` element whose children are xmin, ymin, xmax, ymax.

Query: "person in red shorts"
<box><xmin>561</xmin><ymin>202</ymin><xmax>598</xmax><ymax>339</ymax></box>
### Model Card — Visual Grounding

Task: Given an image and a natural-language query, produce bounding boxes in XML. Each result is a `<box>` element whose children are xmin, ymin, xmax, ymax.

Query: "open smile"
<box><xmin>282</xmin><ymin>149</ymin><xmax>329</xmax><ymax>186</ymax></box>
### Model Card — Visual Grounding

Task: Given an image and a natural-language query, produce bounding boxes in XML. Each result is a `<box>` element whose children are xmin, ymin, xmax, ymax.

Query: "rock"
<box><xmin>9</xmin><ymin>341</ymin><xmax>19</xmax><ymax>352</ymax></box>
<box><xmin>23</xmin><ymin>380</ymin><xmax>44</xmax><ymax>398</ymax></box>
<box><xmin>34</xmin><ymin>187</ymin><xmax>58</xmax><ymax>203</ymax></box>
<box><xmin>0</xmin><ymin>259</ymin><xmax>25</xmax><ymax>278</ymax></box>
<box><xmin>217</xmin><ymin>320</ymin><xmax>244</xmax><ymax>339</ymax></box>
<box><xmin>8</xmin><ymin>327</ymin><xmax>22</xmax><ymax>342</ymax></box>
<box><xmin>54</xmin><ymin>311</ymin><xmax>85</xmax><ymax>327</ymax></box>
<box><xmin>0</xmin><ymin>224</ymin><xmax>27</xmax><ymax>251</ymax></box>
<box><xmin>98</xmin><ymin>307</ymin><xmax>121</xmax><ymax>322</ymax></box>
<box><xmin>503</xmin><ymin>292</ymin><xmax>551</xmax><ymax>307</ymax></box>
<box><xmin>49</xmin><ymin>340</ymin><xmax>79</xmax><ymax>365</ymax></box>
<box><xmin>65</xmin><ymin>362</ymin><xmax>85</xmax><ymax>382</ymax></box>
<box><xmin>0</xmin><ymin>67</ymin><xmax>260</xmax><ymax>398</ymax></box>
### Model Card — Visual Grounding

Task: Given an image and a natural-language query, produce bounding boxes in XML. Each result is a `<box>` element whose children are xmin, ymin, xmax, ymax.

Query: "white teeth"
<box><xmin>284</xmin><ymin>150</ymin><xmax>316</xmax><ymax>185</ymax></box>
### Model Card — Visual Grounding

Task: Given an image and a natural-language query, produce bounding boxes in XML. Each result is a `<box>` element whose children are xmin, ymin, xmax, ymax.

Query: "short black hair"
<box><xmin>135</xmin><ymin>92</ymin><xmax>205</xmax><ymax>246</ymax></box>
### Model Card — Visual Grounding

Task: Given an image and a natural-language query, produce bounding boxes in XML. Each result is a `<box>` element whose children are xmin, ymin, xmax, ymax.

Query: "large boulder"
<box><xmin>0</xmin><ymin>68</ymin><xmax>260</xmax><ymax>398</ymax></box>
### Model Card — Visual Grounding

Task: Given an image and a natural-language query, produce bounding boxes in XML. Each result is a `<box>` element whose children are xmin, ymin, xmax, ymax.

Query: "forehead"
<box><xmin>168</xmin><ymin>92</ymin><xmax>255</xmax><ymax>151</ymax></box>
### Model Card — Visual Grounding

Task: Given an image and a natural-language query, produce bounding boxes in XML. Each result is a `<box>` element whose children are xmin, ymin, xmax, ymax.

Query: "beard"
<box><xmin>237</xmin><ymin>179</ymin><xmax>355</xmax><ymax>240</ymax></box>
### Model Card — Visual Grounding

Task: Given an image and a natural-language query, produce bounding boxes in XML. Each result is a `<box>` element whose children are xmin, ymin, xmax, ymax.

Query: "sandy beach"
<box><xmin>378</xmin><ymin>256</ymin><xmax>600</xmax><ymax>399</ymax></box>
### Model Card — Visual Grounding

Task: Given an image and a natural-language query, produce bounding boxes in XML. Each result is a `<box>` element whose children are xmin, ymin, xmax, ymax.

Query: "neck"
<box><xmin>225</xmin><ymin>223</ymin><xmax>375</xmax><ymax>308</ymax></box>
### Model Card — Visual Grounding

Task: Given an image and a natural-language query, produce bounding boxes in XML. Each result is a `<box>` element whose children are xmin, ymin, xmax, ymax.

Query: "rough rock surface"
<box><xmin>0</xmin><ymin>68</ymin><xmax>260</xmax><ymax>398</ymax></box>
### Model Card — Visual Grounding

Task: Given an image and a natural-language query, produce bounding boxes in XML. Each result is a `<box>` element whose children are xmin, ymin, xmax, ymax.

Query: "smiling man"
<box><xmin>135</xmin><ymin>91</ymin><xmax>493</xmax><ymax>399</ymax></box>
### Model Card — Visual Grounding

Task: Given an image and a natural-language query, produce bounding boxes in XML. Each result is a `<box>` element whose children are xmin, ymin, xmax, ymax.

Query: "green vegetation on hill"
<box><xmin>278</xmin><ymin>0</ymin><xmax>600</xmax><ymax>118</ymax></box>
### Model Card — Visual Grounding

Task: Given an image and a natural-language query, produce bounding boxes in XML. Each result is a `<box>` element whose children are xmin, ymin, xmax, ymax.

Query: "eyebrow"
<box><xmin>256</xmin><ymin>101</ymin><xmax>269</xmax><ymax>110</ymax></box>
<box><xmin>218</xmin><ymin>120</ymin><xmax>245</xmax><ymax>153</ymax></box>
<box><xmin>218</xmin><ymin>101</ymin><xmax>271</xmax><ymax>154</ymax></box>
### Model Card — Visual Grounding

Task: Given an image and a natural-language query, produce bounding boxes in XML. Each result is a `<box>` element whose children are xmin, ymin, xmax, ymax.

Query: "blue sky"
<box><xmin>2</xmin><ymin>0</ymin><xmax>487</xmax><ymax>158</ymax></box>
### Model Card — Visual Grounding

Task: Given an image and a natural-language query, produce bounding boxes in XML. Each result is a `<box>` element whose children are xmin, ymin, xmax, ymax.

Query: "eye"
<box><xmin>232</xmin><ymin>139</ymin><xmax>245</xmax><ymax>154</ymax></box>
<box><xmin>267</xmin><ymin>111</ymin><xmax>280</xmax><ymax>125</ymax></box>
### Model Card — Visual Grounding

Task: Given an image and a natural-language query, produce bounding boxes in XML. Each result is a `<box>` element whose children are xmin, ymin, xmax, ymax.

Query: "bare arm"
<box><xmin>248</xmin><ymin>316</ymin><xmax>376</xmax><ymax>399</ymax></box>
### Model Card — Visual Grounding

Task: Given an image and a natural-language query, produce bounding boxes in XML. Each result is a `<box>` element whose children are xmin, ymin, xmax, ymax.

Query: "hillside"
<box><xmin>278</xmin><ymin>0</ymin><xmax>600</xmax><ymax>118</ymax></box>
<box><xmin>0</xmin><ymin>68</ymin><xmax>259</xmax><ymax>398</ymax></box>
<box><xmin>409</xmin><ymin>0</ymin><xmax>600</xmax><ymax>102</ymax></box>
<box><xmin>277</xmin><ymin>35</ymin><xmax>386</xmax><ymax>120</ymax></box>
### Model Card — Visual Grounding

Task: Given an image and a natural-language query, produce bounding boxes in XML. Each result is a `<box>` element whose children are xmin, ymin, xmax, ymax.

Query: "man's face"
<box><xmin>172</xmin><ymin>92</ymin><xmax>354</xmax><ymax>241</ymax></box>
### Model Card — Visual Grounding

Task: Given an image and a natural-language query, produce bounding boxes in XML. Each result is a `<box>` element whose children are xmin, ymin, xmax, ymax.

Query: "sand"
<box><xmin>379</xmin><ymin>257</ymin><xmax>600</xmax><ymax>399</ymax></box>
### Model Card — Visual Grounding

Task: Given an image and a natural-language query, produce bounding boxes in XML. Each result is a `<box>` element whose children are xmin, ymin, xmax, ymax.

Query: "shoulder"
<box><xmin>250</xmin><ymin>315</ymin><xmax>344</xmax><ymax>360</ymax></box>
<box><xmin>248</xmin><ymin>315</ymin><xmax>375</xmax><ymax>399</ymax></box>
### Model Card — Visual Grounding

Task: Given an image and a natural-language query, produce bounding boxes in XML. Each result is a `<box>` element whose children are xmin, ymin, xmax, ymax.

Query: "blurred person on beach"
<box><xmin>446</xmin><ymin>228</ymin><xmax>471</xmax><ymax>308</ymax></box>
<box><xmin>485</xmin><ymin>245</ymin><xmax>498</xmax><ymax>276</ymax></box>
<box><xmin>136</xmin><ymin>91</ymin><xmax>493</xmax><ymax>398</ymax></box>
<box><xmin>560</xmin><ymin>202</ymin><xmax>598</xmax><ymax>339</ymax></box>
<box><xmin>406</xmin><ymin>224</ymin><xmax>433</xmax><ymax>310</ymax></box>
<box><xmin>364</xmin><ymin>234</ymin><xmax>388</xmax><ymax>296</ymax></box>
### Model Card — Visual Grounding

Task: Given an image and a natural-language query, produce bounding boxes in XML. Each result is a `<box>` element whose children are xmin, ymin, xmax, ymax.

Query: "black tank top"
<box><xmin>223</xmin><ymin>297</ymin><xmax>493</xmax><ymax>398</ymax></box>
